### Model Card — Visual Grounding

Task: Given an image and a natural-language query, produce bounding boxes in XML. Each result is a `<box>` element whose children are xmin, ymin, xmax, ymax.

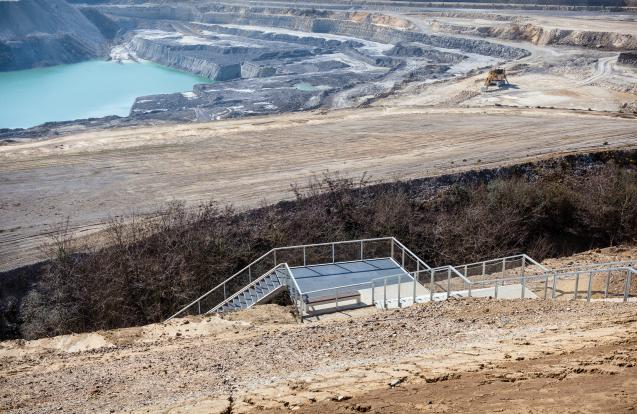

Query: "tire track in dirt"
<box><xmin>1</xmin><ymin>107</ymin><xmax>636</xmax><ymax>271</ymax></box>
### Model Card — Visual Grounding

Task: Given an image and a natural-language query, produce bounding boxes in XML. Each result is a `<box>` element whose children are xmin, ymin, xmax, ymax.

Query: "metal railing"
<box><xmin>298</xmin><ymin>265</ymin><xmax>473</xmax><ymax>318</ymax></box>
<box><xmin>206</xmin><ymin>263</ymin><xmax>287</xmax><ymax>314</ymax></box>
<box><xmin>166</xmin><ymin>237</ymin><xmax>427</xmax><ymax>320</ymax></box>
<box><xmin>167</xmin><ymin>236</ymin><xmax>637</xmax><ymax>322</ymax></box>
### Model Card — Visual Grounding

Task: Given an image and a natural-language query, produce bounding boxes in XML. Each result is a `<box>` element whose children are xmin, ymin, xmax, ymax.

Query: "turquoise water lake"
<box><xmin>0</xmin><ymin>60</ymin><xmax>211</xmax><ymax>129</ymax></box>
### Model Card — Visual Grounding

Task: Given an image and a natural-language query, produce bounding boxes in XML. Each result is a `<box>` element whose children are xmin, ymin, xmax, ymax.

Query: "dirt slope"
<box><xmin>2</xmin><ymin>106</ymin><xmax>636</xmax><ymax>271</ymax></box>
<box><xmin>3</xmin><ymin>248</ymin><xmax>635</xmax><ymax>414</ymax></box>
<box><xmin>2</xmin><ymin>288</ymin><xmax>637</xmax><ymax>413</ymax></box>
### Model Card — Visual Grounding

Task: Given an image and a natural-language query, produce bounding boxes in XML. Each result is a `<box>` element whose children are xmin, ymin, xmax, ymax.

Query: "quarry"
<box><xmin>1</xmin><ymin>0</ymin><xmax>637</xmax><ymax>412</ymax></box>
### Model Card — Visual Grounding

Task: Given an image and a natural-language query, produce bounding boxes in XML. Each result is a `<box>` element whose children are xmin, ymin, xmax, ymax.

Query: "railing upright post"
<box><xmin>390</xmin><ymin>239</ymin><xmax>394</xmax><ymax>260</ymax></box>
<box><xmin>274</xmin><ymin>250</ymin><xmax>277</xmax><ymax>266</ymax></box>
<box><xmin>401</xmin><ymin>249</ymin><xmax>405</xmax><ymax>268</ymax></box>
<box><xmin>383</xmin><ymin>277</ymin><xmax>387</xmax><ymax>309</ymax></box>
<box><xmin>413</xmin><ymin>273</ymin><xmax>417</xmax><ymax>304</ymax></box>
<box><xmin>494</xmin><ymin>280</ymin><xmax>499</xmax><ymax>299</ymax></box>
<box><xmin>248</xmin><ymin>265</ymin><xmax>252</xmax><ymax>283</ymax></box>
<box><xmin>360</xmin><ymin>240</ymin><xmax>364</xmax><ymax>261</ymax></box>
<box><xmin>371</xmin><ymin>280</ymin><xmax>375</xmax><ymax>305</ymax></box>
<box><xmin>430</xmin><ymin>269</ymin><xmax>434</xmax><ymax>301</ymax></box>
<box><xmin>502</xmin><ymin>258</ymin><xmax>506</xmax><ymax>278</ymax></box>
<box><xmin>605</xmin><ymin>269</ymin><xmax>611</xmax><ymax>298</ymax></box>
<box><xmin>447</xmin><ymin>267</ymin><xmax>451</xmax><ymax>300</ymax></box>
<box><xmin>462</xmin><ymin>265</ymin><xmax>468</xmax><ymax>291</ymax></box>
<box><xmin>332</xmin><ymin>243</ymin><xmax>335</xmax><ymax>263</ymax></box>
<box><xmin>223</xmin><ymin>283</ymin><xmax>227</xmax><ymax>300</ymax></box>
<box><xmin>587</xmin><ymin>271</ymin><xmax>593</xmax><ymax>302</ymax></box>
<box><xmin>397</xmin><ymin>273</ymin><xmax>402</xmax><ymax>307</ymax></box>
<box><xmin>335</xmin><ymin>288</ymin><xmax>339</xmax><ymax>309</ymax></box>
<box><xmin>574</xmin><ymin>272</ymin><xmax>580</xmax><ymax>300</ymax></box>
<box><xmin>520</xmin><ymin>257</ymin><xmax>526</xmax><ymax>299</ymax></box>
<box><xmin>303</xmin><ymin>247</ymin><xmax>306</xmax><ymax>266</ymax></box>
<box><xmin>624</xmin><ymin>270</ymin><xmax>631</xmax><ymax>303</ymax></box>
<box><xmin>482</xmin><ymin>261</ymin><xmax>486</xmax><ymax>277</ymax></box>
<box><xmin>197</xmin><ymin>300</ymin><xmax>201</xmax><ymax>315</ymax></box>
<box><xmin>544</xmin><ymin>273</ymin><xmax>549</xmax><ymax>300</ymax></box>
<box><xmin>552</xmin><ymin>273</ymin><xmax>557</xmax><ymax>300</ymax></box>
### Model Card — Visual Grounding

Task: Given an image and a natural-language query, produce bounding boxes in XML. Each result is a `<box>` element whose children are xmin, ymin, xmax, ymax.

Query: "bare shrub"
<box><xmin>15</xmin><ymin>162</ymin><xmax>637</xmax><ymax>339</ymax></box>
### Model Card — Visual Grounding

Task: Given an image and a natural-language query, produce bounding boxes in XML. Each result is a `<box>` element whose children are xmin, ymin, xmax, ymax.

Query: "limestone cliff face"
<box><xmin>432</xmin><ymin>21</ymin><xmax>637</xmax><ymax>51</ymax></box>
<box><xmin>126</xmin><ymin>36</ymin><xmax>240</xmax><ymax>81</ymax></box>
<box><xmin>198</xmin><ymin>12</ymin><xmax>529</xmax><ymax>60</ymax></box>
<box><xmin>0</xmin><ymin>0</ymin><xmax>107</xmax><ymax>71</ymax></box>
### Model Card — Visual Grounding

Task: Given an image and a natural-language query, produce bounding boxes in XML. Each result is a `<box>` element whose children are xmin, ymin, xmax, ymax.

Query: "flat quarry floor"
<box><xmin>1</xmin><ymin>106</ymin><xmax>636</xmax><ymax>270</ymax></box>
<box><xmin>2</xmin><ymin>299</ymin><xmax>637</xmax><ymax>413</ymax></box>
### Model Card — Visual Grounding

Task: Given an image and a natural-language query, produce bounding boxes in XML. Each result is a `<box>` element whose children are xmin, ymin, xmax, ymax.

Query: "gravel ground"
<box><xmin>1</xmin><ymin>297</ymin><xmax>637</xmax><ymax>413</ymax></box>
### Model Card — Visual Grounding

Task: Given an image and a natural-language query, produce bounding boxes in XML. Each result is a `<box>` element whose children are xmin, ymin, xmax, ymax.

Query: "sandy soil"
<box><xmin>2</xmin><ymin>106</ymin><xmax>636</xmax><ymax>271</ymax></box>
<box><xmin>1</xmin><ymin>299</ymin><xmax>636</xmax><ymax>414</ymax></box>
<box><xmin>2</xmin><ymin>248</ymin><xmax>637</xmax><ymax>413</ymax></box>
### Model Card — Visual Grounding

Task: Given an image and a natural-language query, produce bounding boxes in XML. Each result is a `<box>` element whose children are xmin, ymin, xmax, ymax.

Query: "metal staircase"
<box><xmin>166</xmin><ymin>237</ymin><xmax>637</xmax><ymax>323</ymax></box>
<box><xmin>209</xmin><ymin>265</ymin><xmax>288</xmax><ymax>313</ymax></box>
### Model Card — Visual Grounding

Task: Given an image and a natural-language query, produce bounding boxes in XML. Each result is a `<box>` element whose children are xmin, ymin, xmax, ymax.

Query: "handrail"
<box><xmin>166</xmin><ymin>237</ymin><xmax>437</xmax><ymax>320</ymax></box>
<box><xmin>166</xmin><ymin>248</ymin><xmax>276</xmax><ymax>320</ymax></box>
<box><xmin>391</xmin><ymin>237</ymin><xmax>432</xmax><ymax>270</ymax></box>
<box><xmin>455</xmin><ymin>254</ymin><xmax>528</xmax><ymax>268</ymax></box>
<box><xmin>523</xmin><ymin>254</ymin><xmax>548</xmax><ymax>271</ymax></box>
<box><xmin>419</xmin><ymin>265</ymin><xmax>472</xmax><ymax>284</ymax></box>
<box><xmin>167</xmin><ymin>236</ymin><xmax>402</xmax><ymax>320</ymax></box>
<box><xmin>206</xmin><ymin>263</ymin><xmax>286</xmax><ymax>314</ymax></box>
<box><xmin>272</xmin><ymin>237</ymin><xmax>393</xmax><ymax>252</ymax></box>
<box><xmin>283</xmin><ymin>262</ymin><xmax>303</xmax><ymax>295</ymax></box>
<box><xmin>549</xmin><ymin>259</ymin><xmax>637</xmax><ymax>273</ymax></box>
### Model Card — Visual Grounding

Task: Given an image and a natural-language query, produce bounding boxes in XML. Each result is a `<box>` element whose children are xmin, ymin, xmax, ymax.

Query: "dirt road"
<box><xmin>1</xmin><ymin>106</ymin><xmax>636</xmax><ymax>271</ymax></box>
<box><xmin>1</xmin><ymin>298</ymin><xmax>637</xmax><ymax>413</ymax></box>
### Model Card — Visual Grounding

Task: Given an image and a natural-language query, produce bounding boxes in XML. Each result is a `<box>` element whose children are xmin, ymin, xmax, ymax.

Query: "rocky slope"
<box><xmin>0</xmin><ymin>0</ymin><xmax>107</xmax><ymax>71</ymax></box>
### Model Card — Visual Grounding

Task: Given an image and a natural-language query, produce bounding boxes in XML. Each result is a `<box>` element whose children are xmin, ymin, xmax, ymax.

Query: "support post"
<box><xmin>413</xmin><ymin>273</ymin><xmax>417</xmax><ymax>304</ymax></box>
<box><xmin>552</xmin><ymin>273</ymin><xmax>557</xmax><ymax>300</ymax></box>
<box><xmin>605</xmin><ymin>270</ymin><xmax>611</xmax><ymax>298</ymax></box>
<box><xmin>384</xmin><ymin>277</ymin><xmax>387</xmax><ymax>309</ymax></box>
<box><xmin>360</xmin><ymin>241</ymin><xmax>364</xmax><ymax>261</ymax></box>
<box><xmin>397</xmin><ymin>274</ymin><xmax>402</xmax><ymax>307</ymax></box>
<box><xmin>468</xmin><ymin>281</ymin><xmax>472</xmax><ymax>298</ymax></box>
<box><xmin>502</xmin><ymin>258</ymin><xmax>506</xmax><ymax>278</ymax></box>
<box><xmin>248</xmin><ymin>266</ymin><xmax>252</xmax><ymax>283</ymax></box>
<box><xmin>587</xmin><ymin>271</ymin><xmax>593</xmax><ymax>302</ymax></box>
<box><xmin>390</xmin><ymin>239</ymin><xmax>394</xmax><ymax>261</ymax></box>
<box><xmin>520</xmin><ymin>258</ymin><xmax>526</xmax><ymax>299</ymax></box>
<box><xmin>624</xmin><ymin>270</ymin><xmax>631</xmax><ymax>303</ymax></box>
<box><xmin>274</xmin><ymin>250</ymin><xmax>277</xmax><ymax>266</ymax></box>
<box><xmin>430</xmin><ymin>269</ymin><xmax>434</xmax><ymax>302</ymax></box>
<box><xmin>223</xmin><ymin>283</ymin><xmax>227</xmax><ymax>300</ymax></box>
<box><xmin>332</xmin><ymin>243</ymin><xmax>335</xmax><ymax>264</ymax></box>
<box><xmin>494</xmin><ymin>280</ymin><xmax>499</xmax><ymax>299</ymax></box>
<box><xmin>197</xmin><ymin>300</ymin><xmax>201</xmax><ymax>315</ymax></box>
<box><xmin>335</xmin><ymin>288</ymin><xmax>339</xmax><ymax>309</ymax></box>
<box><xmin>371</xmin><ymin>280</ymin><xmax>375</xmax><ymax>305</ymax></box>
<box><xmin>303</xmin><ymin>247</ymin><xmax>306</xmax><ymax>266</ymax></box>
<box><xmin>574</xmin><ymin>272</ymin><xmax>580</xmax><ymax>300</ymax></box>
<box><xmin>544</xmin><ymin>274</ymin><xmax>549</xmax><ymax>300</ymax></box>
<box><xmin>447</xmin><ymin>267</ymin><xmax>451</xmax><ymax>300</ymax></box>
<box><xmin>401</xmin><ymin>249</ymin><xmax>405</xmax><ymax>268</ymax></box>
<box><xmin>482</xmin><ymin>261</ymin><xmax>486</xmax><ymax>277</ymax></box>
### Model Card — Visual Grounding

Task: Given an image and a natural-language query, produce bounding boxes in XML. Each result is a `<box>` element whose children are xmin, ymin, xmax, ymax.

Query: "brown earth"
<box><xmin>2</xmin><ymin>254</ymin><xmax>637</xmax><ymax>414</ymax></box>
<box><xmin>2</xmin><ymin>106</ymin><xmax>637</xmax><ymax>272</ymax></box>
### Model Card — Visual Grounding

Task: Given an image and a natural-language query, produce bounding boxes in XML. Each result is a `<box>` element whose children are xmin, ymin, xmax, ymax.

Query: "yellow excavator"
<box><xmin>481</xmin><ymin>68</ymin><xmax>508</xmax><ymax>92</ymax></box>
